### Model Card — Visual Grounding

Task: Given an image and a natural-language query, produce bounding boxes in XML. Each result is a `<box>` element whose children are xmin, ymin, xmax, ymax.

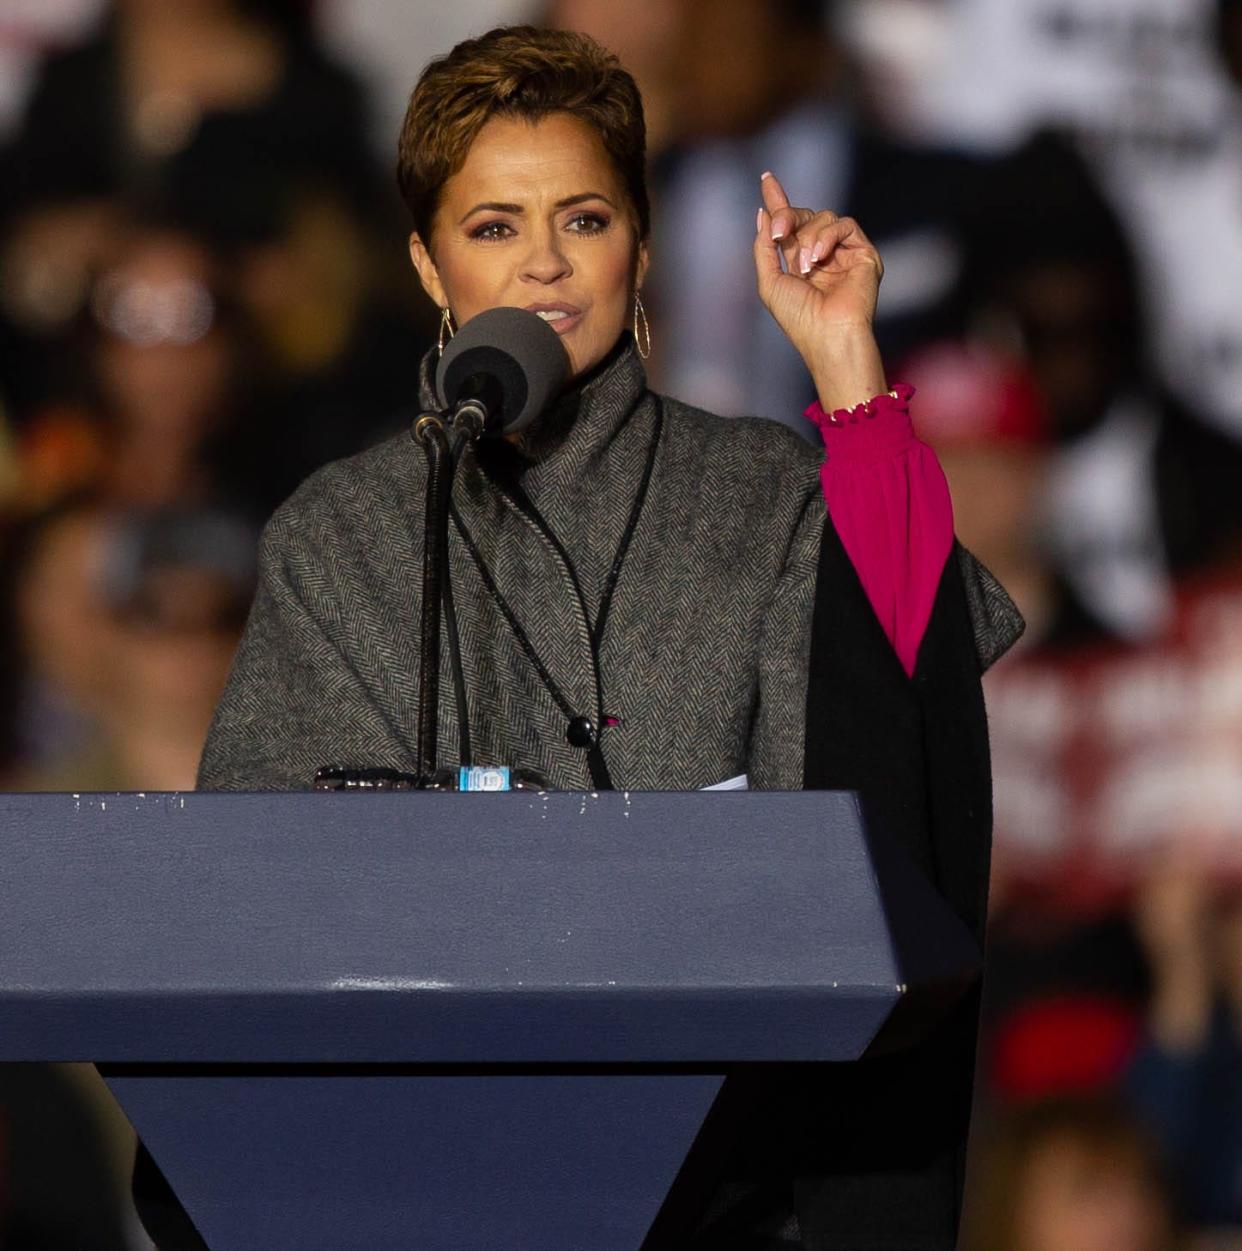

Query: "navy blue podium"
<box><xmin>0</xmin><ymin>789</ymin><xmax>980</xmax><ymax>1249</ymax></box>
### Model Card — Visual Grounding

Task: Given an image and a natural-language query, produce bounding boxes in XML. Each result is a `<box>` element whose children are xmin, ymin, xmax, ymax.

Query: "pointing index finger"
<box><xmin>760</xmin><ymin>171</ymin><xmax>791</xmax><ymax>211</ymax></box>
<box><xmin>760</xmin><ymin>171</ymin><xmax>794</xmax><ymax>241</ymax></box>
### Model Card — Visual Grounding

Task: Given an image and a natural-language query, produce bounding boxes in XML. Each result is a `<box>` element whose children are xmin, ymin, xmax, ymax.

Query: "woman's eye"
<box><xmin>566</xmin><ymin>212</ymin><xmax>607</xmax><ymax>234</ymax></box>
<box><xmin>471</xmin><ymin>221</ymin><xmax>513</xmax><ymax>242</ymax></box>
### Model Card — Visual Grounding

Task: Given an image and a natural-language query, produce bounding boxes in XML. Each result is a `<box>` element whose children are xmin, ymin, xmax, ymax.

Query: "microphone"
<box><xmin>436</xmin><ymin>306</ymin><xmax>570</xmax><ymax>440</ymax></box>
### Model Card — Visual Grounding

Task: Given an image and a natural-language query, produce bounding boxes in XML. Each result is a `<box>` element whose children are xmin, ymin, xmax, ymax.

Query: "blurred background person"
<box><xmin>0</xmin><ymin>395</ymin><xmax>27</xmax><ymax>777</ymax></box>
<box><xmin>3</xmin><ymin>0</ymin><xmax>375</xmax><ymax>222</ymax></box>
<box><xmin>15</xmin><ymin>216</ymin><xmax>259</xmax><ymax>515</ymax></box>
<box><xmin>317</xmin><ymin>0</ymin><xmax>519</xmax><ymax>153</ymax></box>
<box><xmin>1</xmin><ymin>501</ymin><xmax>123</xmax><ymax>786</ymax></box>
<box><xmin>0</xmin><ymin>2</ymin><xmax>106</xmax><ymax>142</ymax></box>
<box><xmin>1128</xmin><ymin>855</ymin><xmax>1242</xmax><ymax>1231</ymax></box>
<box><xmin>2</xmin><ymin>504</ymin><xmax>255</xmax><ymax>792</ymax></box>
<box><xmin>929</xmin><ymin>0</ymin><xmax>1242</xmax><ymax>442</ymax></box>
<box><xmin>961</xmin><ymin>1095</ymin><xmax>1178</xmax><ymax>1251</ymax></box>
<box><xmin>538</xmin><ymin>0</ymin><xmax>684</xmax><ymax>161</ymax></box>
<box><xmin>902</xmin><ymin>340</ymin><xmax>1116</xmax><ymax>657</ymax></box>
<box><xmin>959</xmin><ymin>131</ymin><xmax>1242</xmax><ymax>644</ymax></box>
<box><xmin>0</xmin><ymin>0</ymin><xmax>391</xmax><ymax>435</ymax></box>
<box><xmin>205</xmin><ymin>160</ymin><xmax>433</xmax><ymax>503</ymax></box>
<box><xmin>646</xmin><ymin>0</ymin><xmax>994</xmax><ymax>431</ymax></box>
<box><xmin>12</xmin><ymin>190</ymin><xmax>427</xmax><ymax>523</ymax></box>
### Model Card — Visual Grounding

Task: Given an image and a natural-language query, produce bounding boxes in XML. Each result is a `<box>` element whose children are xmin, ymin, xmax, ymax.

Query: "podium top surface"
<box><xmin>0</xmin><ymin>790</ymin><xmax>978</xmax><ymax>1062</ymax></box>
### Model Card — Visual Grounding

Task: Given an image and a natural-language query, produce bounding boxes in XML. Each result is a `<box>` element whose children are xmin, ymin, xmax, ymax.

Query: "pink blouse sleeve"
<box><xmin>805</xmin><ymin>384</ymin><xmax>954</xmax><ymax>679</ymax></box>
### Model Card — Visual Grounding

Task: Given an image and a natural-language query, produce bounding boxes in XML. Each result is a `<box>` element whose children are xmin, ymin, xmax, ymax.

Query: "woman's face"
<box><xmin>409</xmin><ymin>111</ymin><xmax>648</xmax><ymax>381</ymax></box>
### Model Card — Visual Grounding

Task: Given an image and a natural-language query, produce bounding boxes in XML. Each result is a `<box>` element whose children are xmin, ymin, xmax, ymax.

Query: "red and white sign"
<box><xmin>986</xmin><ymin>574</ymin><xmax>1242</xmax><ymax>908</ymax></box>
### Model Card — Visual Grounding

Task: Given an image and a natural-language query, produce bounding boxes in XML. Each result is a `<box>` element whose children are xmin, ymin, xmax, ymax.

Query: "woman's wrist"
<box><xmin>804</xmin><ymin>327</ymin><xmax>888</xmax><ymax>415</ymax></box>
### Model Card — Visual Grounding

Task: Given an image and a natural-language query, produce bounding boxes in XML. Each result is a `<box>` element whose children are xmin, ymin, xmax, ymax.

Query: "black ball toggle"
<box><xmin>565</xmin><ymin>716</ymin><xmax>598</xmax><ymax>749</ymax></box>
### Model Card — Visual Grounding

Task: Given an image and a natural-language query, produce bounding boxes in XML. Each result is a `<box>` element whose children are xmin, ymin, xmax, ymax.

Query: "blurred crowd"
<box><xmin>0</xmin><ymin>1</ymin><xmax>1240</xmax><ymax>1247</ymax></box>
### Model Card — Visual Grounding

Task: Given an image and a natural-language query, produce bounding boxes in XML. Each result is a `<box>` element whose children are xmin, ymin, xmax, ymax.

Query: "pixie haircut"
<box><xmin>397</xmin><ymin>25</ymin><xmax>649</xmax><ymax>245</ymax></box>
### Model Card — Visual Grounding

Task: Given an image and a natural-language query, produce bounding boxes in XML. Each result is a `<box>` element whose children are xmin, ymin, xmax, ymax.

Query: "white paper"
<box><xmin>701</xmin><ymin>774</ymin><xmax>749</xmax><ymax>791</ymax></box>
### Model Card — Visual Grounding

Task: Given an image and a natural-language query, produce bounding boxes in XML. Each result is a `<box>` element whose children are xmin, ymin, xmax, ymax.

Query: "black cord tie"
<box><xmin>451</xmin><ymin>401</ymin><xmax>663</xmax><ymax>789</ymax></box>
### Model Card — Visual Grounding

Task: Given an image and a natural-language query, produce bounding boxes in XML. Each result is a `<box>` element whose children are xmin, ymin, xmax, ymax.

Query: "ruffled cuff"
<box><xmin>804</xmin><ymin>382</ymin><xmax>919</xmax><ymax>465</ymax></box>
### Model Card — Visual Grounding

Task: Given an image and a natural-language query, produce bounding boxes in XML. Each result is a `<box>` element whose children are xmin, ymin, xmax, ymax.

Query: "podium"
<box><xmin>0</xmin><ymin>789</ymin><xmax>980</xmax><ymax>1250</ymax></box>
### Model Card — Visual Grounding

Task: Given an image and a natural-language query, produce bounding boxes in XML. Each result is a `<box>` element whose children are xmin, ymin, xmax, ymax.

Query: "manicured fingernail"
<box><xmin>811</xmin><ymin>240</ymin><xmax>825</xmax><ymax>262</ymax></box>
<box><xmin>760</xmin><ymin>170</ymin><xmax>773</xmax><ymax>180</ymax></box>
<box><xmin>757</xmin><ymin>207</ymin><xmax>764</xmax><ymax>233</ymax></box>
<box><xmin>799</xmin><ymin>246</ymin><xmax>812</xmax><ymax>274</ymax></box>
<box><xmin>771</xmin><ymin>218</ymin><xmax>785</xmax><ymax>241</ymax></box>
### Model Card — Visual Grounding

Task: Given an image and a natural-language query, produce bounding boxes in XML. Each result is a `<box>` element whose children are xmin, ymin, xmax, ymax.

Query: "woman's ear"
<box><xmin>635</xmin><ymin>239</ymin><xmax>651</xmax><ymax>293</ymax></box>
<box><xmin>408</xmin><ymin>232</ymin><xmax>447</xmax><ymax>309</ymax></box>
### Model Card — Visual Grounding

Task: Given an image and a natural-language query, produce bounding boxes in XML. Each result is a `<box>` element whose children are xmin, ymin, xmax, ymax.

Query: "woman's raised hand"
<box><xmin>753</xmin><ymin>171</ymin><xmax>888</xmax><ymax>412</ymax></box>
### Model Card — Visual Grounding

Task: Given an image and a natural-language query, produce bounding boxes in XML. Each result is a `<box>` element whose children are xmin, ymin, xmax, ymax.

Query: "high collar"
<box><xmin>423</xmin><ymin>331</ymin><xmax>658</xmax><ymax>618</ymax></box>
<box><xmin>417</xmin><ymin>331</ymin><xmax>650</xmax><ymax>495</ymax></box>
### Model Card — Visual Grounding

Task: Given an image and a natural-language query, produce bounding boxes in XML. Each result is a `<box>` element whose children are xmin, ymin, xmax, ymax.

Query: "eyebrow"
<box><xmin>458</xmin><ymin>192</ymin><xmax>617</xmax><ymax>224</ymax></box>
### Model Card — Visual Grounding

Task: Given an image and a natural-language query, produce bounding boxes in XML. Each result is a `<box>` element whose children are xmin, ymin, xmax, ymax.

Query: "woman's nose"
<box><xmin>520</xmin><ymin>228</ymin><xmax>572</xmax><ymax>284</ymax></box>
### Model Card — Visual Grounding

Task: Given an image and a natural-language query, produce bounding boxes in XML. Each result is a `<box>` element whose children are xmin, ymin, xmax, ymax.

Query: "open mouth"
<box><xmin>526</xmin><ymin>304</ymin><xmax>582</xmax><ymax>335</ymax></box>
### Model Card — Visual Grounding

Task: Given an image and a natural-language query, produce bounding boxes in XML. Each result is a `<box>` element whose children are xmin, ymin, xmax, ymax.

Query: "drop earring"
<box><xmin>437</xmin><ymin>306</ymin><xmax>456</xmax><ymax>356</ymax></box>
<box><xmin>633</xmin><ymin>291</ymin><xmax>651</xmax><ymax>360</ymax></box>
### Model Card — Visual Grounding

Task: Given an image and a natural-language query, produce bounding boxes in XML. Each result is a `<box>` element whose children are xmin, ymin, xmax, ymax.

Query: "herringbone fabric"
<box><xmin>197</xmin><ymin>337</ymin><xmax>1022</xmax><ymax>791</ymax></box>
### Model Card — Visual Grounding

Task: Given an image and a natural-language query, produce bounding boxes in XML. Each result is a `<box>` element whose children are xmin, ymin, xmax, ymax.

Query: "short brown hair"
<box><xmin>397</xmin><ymin>25</ymin><xmax>649</xmax><ymax>245</ymax></box>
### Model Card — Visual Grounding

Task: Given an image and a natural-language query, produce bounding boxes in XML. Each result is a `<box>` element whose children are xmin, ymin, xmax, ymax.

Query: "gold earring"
<box><xmin>633</xmin><ymin>291</ymin><xmax>651</xmax><ymax>360</ymax></box>
<box><xmin>437</xmin><ymin>306</ymin><xmax>456</xmax><ymax>356</ymax></box>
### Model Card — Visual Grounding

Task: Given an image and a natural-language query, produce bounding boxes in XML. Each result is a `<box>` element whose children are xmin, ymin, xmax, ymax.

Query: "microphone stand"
<box><xmin>314</xmin><ymin>307</ymin><xmax>565</xmax><ymax>795</ymax></box>
<box><xmin>411</xmin><ymin>411</ymin><xmax>455</xmax><ymax>786</ymax></box>
<box><xmin>408</xmin><ymin>402</ymin><xmax>493</xmax><ymax>789</ymax></box>
<box><xmin>315</xmin><ymin>391</ymin><xmax>547</xmax><ymax>794</ymax></box>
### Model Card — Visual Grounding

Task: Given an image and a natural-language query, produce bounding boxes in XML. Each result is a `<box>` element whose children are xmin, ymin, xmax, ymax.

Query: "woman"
<box><xmin>197</xmin><ymin>25</ymin><xmax>1021</xmax><ymax>1249</ymax></box>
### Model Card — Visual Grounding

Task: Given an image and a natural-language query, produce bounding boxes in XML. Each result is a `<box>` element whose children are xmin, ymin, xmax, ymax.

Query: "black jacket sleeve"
<box><xmin>647</xmin><ymin>524</ymin><xmax>1017</xmax><ymax>1251</ymax></box>
<box><xmin>785</xmin><ymin>525</ymin><xmax>1000</xmax><ymax>1250</ymax></box>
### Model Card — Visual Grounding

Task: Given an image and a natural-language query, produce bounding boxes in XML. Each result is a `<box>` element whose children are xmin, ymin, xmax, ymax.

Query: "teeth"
<box><xmin>535</xmin><ymin>310</ymin><xmax>569</xmax><ymax>321</ymax></box>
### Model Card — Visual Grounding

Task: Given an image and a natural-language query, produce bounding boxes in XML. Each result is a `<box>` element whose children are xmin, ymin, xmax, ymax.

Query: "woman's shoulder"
<box><xmin>263</xmin><ymin>429</ymin><xmax>419</xmax><ymax>551</ymax></box>
<box><xmin>655</xmin><ymin>391</ymin><xmax>823</xmax><ymax>487</ymax></box>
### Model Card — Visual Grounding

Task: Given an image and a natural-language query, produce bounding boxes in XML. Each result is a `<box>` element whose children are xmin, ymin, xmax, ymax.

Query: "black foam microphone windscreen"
<box><xmin>435</xmin><ymin>306</ymin><xmax>570</xmax><ymax>437</ymax></box>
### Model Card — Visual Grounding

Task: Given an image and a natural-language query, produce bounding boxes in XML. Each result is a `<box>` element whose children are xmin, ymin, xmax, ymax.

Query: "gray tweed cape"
<box><xmin>198</xmin><ymin>337</ymin><xmax>1021</xmax><ymax>791</ymax></box>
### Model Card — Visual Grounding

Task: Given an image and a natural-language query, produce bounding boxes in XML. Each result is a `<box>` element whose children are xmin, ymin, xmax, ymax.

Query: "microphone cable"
<box><xmin>439</xmin><ymin>475</ymin><xmax>472</xmax><ymax>768</ymax></box>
